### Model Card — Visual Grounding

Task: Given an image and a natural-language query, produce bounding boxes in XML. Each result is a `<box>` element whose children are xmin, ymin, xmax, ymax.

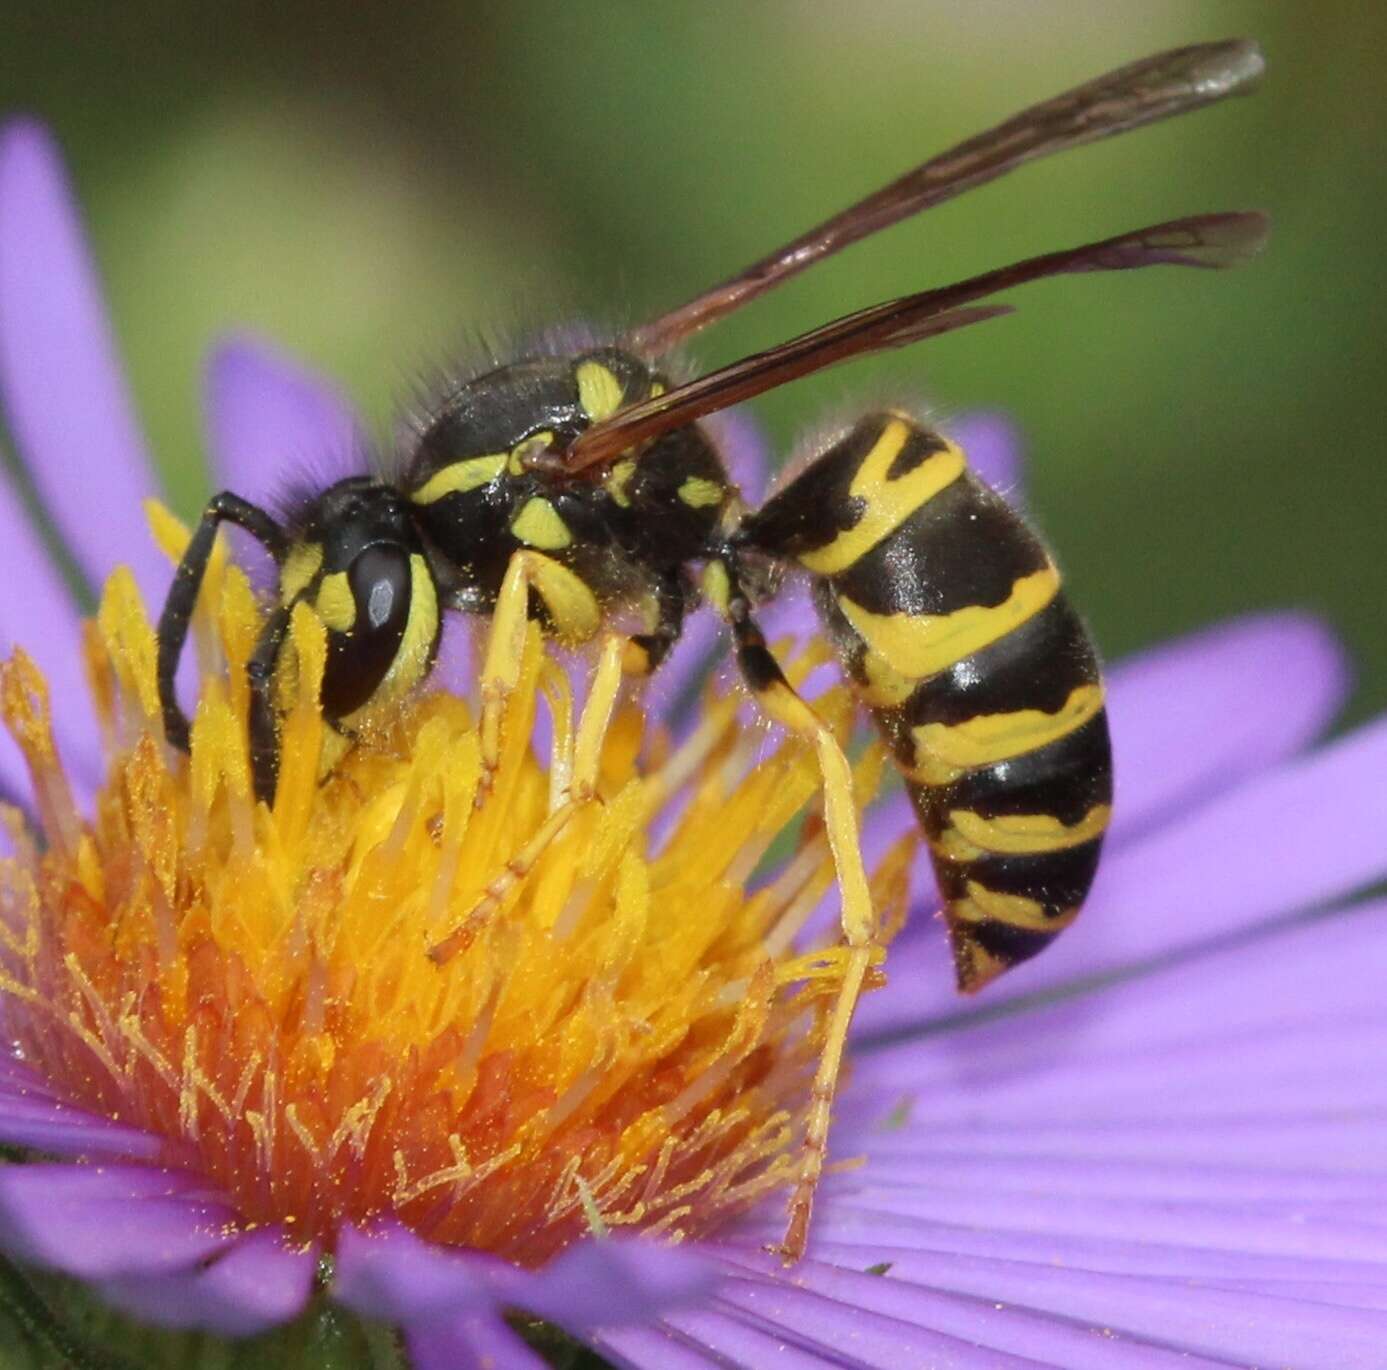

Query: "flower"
<box><xmin>1</xmin><ymin>117</ymin><xmax>1386</xmax><ymax>1370</ymax></box>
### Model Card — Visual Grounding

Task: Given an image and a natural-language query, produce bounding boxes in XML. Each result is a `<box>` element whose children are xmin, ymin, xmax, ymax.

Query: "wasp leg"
<box><xmin>476</xmin><ymin>550</ymin><xmax>603</xmax><ymax>802</ymax></box>
<box><xmin>157</xmin><ymin>492</ymin><xmax>288</xmax><ymax>752</ymax></box>
<box><xmin>428</xmin><ymin>798</ymin><xmax>585</xmax><ymax>965</ymax></box>
<box><xmin>430</xmin><ymin>630</ymin><xmax>625</xmax><ymax>965</ymax></box>
<box><xmin>572</xmin><ymin>632</ymin><xmax>626</xmax><ymax>800</ymax></box>
<box><xmin>245</xmin><ymin>605</ymin><xmax>292</xmax><ymax>805</ymax></box>
<box><xmin>622</xmin><ymin>571</ymin><xmax>689</xmax><ymax>677</ymax></box>
<box><xmin>717</xmin><ymin>561</ymin><xmax>875</xmax><ymax>1264</ymax></box>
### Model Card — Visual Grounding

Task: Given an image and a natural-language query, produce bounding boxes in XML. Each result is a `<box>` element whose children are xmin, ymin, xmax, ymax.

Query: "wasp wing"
<box><xmin>566</xmin><ymin>212</ymin><xmax>1267</xmax><ymax>473</ymax></box>
<box><xmin>630</xmin><ymin>39</ymin><xmax>1264</xmax><ymax>354</ymax></box>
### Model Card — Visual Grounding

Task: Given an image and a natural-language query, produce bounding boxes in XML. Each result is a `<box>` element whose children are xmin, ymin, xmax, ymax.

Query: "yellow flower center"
<box><xmin>0</xmin><ymin>509</ymin><xmax>909</xmax><ymax>1264</ymax></box>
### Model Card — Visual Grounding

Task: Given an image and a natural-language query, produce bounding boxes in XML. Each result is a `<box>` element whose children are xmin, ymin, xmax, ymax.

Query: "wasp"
<box><xmin>156</xmin><ymin>40</ymin><xmax>1266</xmax><ymax>1260</ymax></box>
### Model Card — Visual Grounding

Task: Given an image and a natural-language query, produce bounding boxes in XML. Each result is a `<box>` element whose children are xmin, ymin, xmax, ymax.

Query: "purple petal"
<box><xmin>712</xmin><ymin>1248</ymin><xmax>1387</xmax><ymax>1370</ymax></box>
<box><xmin>335</xmin><ymin>1221</ymin><xmax>716</xmax><ymax>1336</ymax></box>
<box><xmin>0</xmin><ymin>1164</ymin><xmax>236</xmax><ymax>1278</ymax></box>
<box><xmin>854</xmin><ymin>897</ymin><xmax>1387</xmax><ymax>1115</ymax></box>
<box><xmin>0</xmin><ymin>488</ymin><xmax>101</xmax><ymax>801</ymax></box>
<box><xmin>98</xmin><ymin>1225</ymin><xmax>316</xmax><ymax>1337</ymax></box>
<box><xmin>692</xmin><ymin>1269</ymin><xmax>1043</xmax><ymax>1369</ymax></box>
<box><xmin>858</xmin><ymin>708</ymin><xmax>1387</xmax><ymax>1038</ymax></box>
<box><xmin>944</xmin><ymin>411</ymin><xmax>1024</xmax><ymax>501</ymax></box>
<box><xmin>0</xmin><ymin>1069</ymin><xmax>164</xmax><ymax>1160</ymax></box>
<box><xmin>517</xmin><ymin>1239</ymin><xmax>717</xmax><ymax>1333</ymax></box>
<box><xmin>715</xmin><ymin>903</ymin><xmax>1387</xmax><ymax>1367</ymax></box>
<box><xmin>332</xmin><ymin>1221</ymin><xmax>501</xmax><ymax>1325</ymax></box>
<box><xmin>407</xmin><ymin>1314</ymin><xmax>550</xmax><ymax>1370</ymax></box>
<box><xmin>1036</xmin><ymin>713</ymin><xmax>1387</xmax><ymax>988</ymax></box>
<box><xmin>596</xmin><ymin>1323</ymin><xmax>729</xmax><ymax>1369</ymax></box>
<box><xmin>703</xmin><ymin>408</ymin><xmax>771</xmax><ymax>506</ymax></box>
<box><xmin>204</xmin><ymin>334</ymin><xmax>368</xmax><ymax>591</ymax></box>
<box><xmin>639</xmin><ymin>1305</ymin><xmax>870</xmax><ymax>1368</ymax></box>
<box><xmin>205</xmin><ymin>333</ymin><xmax>367</xmax><ymax>507</ymax></box>
<box><xmin>1106</xmin><ymin>611</ymin><xmax>1349</xmax><ymax>844</ymax></box>
<box><xmin>0</xmin><ymin>121</ymin><xmax>165</xmax><ymax>607</ymax></box>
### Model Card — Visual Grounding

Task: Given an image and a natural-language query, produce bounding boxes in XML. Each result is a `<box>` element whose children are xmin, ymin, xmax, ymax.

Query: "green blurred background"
<box><xmin>6</xmin><ymin>2</ymin><xmax>1384</xmax><ymax>719</ymax></box>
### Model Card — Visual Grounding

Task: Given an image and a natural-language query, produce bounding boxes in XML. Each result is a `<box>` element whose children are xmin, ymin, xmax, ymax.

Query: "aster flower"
<box><xmin>0</xmin><ymin>118</ymin><xmax>1385</xmax><ymax>1370</ymax></box>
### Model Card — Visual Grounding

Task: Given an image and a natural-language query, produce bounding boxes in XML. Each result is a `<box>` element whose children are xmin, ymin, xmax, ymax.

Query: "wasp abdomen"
<box><xmin>745</xmin><ymin>412</ymin><xmax>1112</xmax><ymax>992</ymax></box>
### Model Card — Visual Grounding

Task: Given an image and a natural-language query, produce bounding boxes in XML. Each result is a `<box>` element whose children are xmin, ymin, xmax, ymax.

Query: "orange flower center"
<box><xmin>0</xmin><ymin>511</ymin><xmax>908</xmax><ymax>1263</ymax></box>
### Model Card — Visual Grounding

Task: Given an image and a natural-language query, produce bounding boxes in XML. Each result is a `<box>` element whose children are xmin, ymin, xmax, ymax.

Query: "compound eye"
<box><xmin>318</xmin><ymin>544</ymin><xmax>413</xmax><ymax>720</ymax></box>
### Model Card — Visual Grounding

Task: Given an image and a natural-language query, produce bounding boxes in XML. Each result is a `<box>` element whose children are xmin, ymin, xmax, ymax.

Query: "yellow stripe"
<box><xmin>909</xmin><ymin>682</ymin><xmax>1104</xmax><ymax>784</ymax></box>
<box><xmin>950</xmin><ymin>880</ymin><xmax>1079</xmax><ymax>933</ymax></box>
<box><xmin>280</xmin><ymin>541</ymin><xmax>323</xmax><ymax>605</ymax></box>
<box><xmin>605</xmin><ymin>459</ymin><xmax>637</xmax><ymax>508</ymax></box>
<box><xmin>576</xmin><ymin>361</ymin><xmax>624</xmax><ymax>420</ymax></box>
<box><xmin>510</xmin><ymin>497</ymin><xmax>572</xmax><ymax>551</ymax></box>
<box><xmin>935</xmin><ymin>804</ymin><xmax>1111</xmax><ymax>861</ymax></box>
<box><xmin>410</xmin><ymin>454</ymin><xmax>507</xmax><ymax>505</ymax></box>
<box><xmin>838</xmin><ymin>565</ymin><xmax>1060</xmax><ymax>682</ymax></box>
<box><xmin>856</xmin><ymin>647</ymin><xmax>917</xmax><ymax>708</ymax></box>
<box><xmin>798</xmin><ymin>420</ymin><xmax>965</xmax><ymax>576</ymax></box>
<box><xmin>677</xmin><ymin>476</ymin><xmax>724</xmax><ymax>508</ymax></box>
<box><xmin>509</xmin><ymin>430</ymin><xmax>555</xmax><ymax>476</ymax></box>
<box><xmin>315</xmin><ymin>571</ymin><xmax>355</xmax><ymax>632</ymax></box>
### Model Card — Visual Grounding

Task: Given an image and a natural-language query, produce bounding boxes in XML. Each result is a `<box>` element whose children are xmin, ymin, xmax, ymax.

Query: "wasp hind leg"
<box><xmin>716</xmin><ymin>559</ymin><xmax>876</xmax><ymax>1264</ymax></box>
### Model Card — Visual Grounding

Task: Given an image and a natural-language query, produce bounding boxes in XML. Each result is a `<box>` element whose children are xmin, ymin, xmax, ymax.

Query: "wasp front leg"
<box><xmin>156</xmin><ymin>491</ymin><xmax>288</xmax><ymax>751</ymax></box>
<box><xmin>709</xmin><ymin>554</ymin><xmax>877</xmax><ymax>1263</ymax></box>
<box><xmin>475</xmin><ymin>551</ymin><xmax>605</xmax><ymax>802</ymax></box>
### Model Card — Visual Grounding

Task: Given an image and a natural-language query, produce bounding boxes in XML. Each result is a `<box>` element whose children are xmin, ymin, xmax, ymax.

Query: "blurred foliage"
<box><xmin>4</xmin><ymin>0</ymin><xmax>1385</xmax><ymax>719</ymax></box>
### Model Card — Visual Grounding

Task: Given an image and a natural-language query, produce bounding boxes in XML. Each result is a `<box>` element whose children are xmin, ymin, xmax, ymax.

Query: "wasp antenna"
<box><xmin>631</xmin><ymin>39</ymin><xmax>1265</xmax><ymax>352</ymax></box>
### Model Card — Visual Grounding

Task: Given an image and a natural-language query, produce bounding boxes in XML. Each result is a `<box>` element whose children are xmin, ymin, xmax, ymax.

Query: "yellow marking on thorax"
<box><xmin>950</xmin><ymin>881</ymin><xmax>1079</xmax><ymax>932</ymax></box>
<box><xmin>411</xmin><ymin>454</ymin><xmax>508</xmax><ymax>505</ymax></box>
<box><xmin>576</xmin><ymin>361</ymin><xmax>624</xmax><ymax>421</ymax></box>
<box><xmin>935</xmin><ymin>803</ymin><xmax>1111</xmax><ymax>861</ymax></box>
<box><xmin>315</xmin><ymin>572</ymin><xmax>356</xmax><ymax>632</ymax></box>
<box><xmin>909</xmin><ymin>682</ymin><xmax>1104</xmax><ymax>785</ymax></box>
<box><xmin>838</xmin><ymin>565</ymin><xmax>1060</xmax><ymax>681</ymax></box>
<box><xmin>508</xmin><ymin>431</ymin><xmax>555</xmax><ymax>476</ymax></box>
<box><xmin>678</xmin><ymin>476</ymin><xmax>725</xmax><ymax>509</ymax></box>
<box><xmin>280</xmin><ymin>542</ymin><xmax>324</xmax><ymax>605</ymax></box>
<box><xmin>798</xmin><ymin>419</ymin><xmax>966</xmax><ymax>576</ymax></box>
<box><xmin>510</xmin><ymin>497</ymin><xmax>572</xmax><ymax>551</ymax></box>
<box><xmin>605</xmin><ymin>459</ymin><xmax>637</xmax><ymax>508</ymax></box>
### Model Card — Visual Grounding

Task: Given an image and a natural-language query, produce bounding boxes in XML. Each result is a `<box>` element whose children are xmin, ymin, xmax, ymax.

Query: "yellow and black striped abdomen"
<box><xmin>743</xmin><ymin>412</ymin><xmax>1112</xmax><ymax>992</ymax></box>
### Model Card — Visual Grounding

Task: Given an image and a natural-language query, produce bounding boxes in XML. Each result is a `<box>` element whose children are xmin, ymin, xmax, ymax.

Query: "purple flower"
<box><xmin>0</xmin><ymin>117</ymin><xmax>1385</xmax><ymax>1370</ymax></box>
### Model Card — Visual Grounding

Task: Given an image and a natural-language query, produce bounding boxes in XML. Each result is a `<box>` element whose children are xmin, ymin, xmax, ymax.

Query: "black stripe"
<box><xmin>918</xmin><ymin>710</ymin><xmax>1113</xmax><ymax>828</ymax></box>
<box><xmin>897</xmin><ymin>593</ymin><xmax>1100</xmax><ymax>727</ymax></box>
<box><xmin>829</xmin><ymin>474</ymin><xmax>1048</xmax><ymax>619</ymax></box>
<box><xmin>955</xmin><ymin>918</ymin><xmax>1058</xmax><ymax>970</ymax></box>
<box><xmin>933</xmin><ymin>837</ymin><xmax>1106</xmax><ymax>917</ymax></box>
<box><xmin>740</xmin><ymin>414</ymin><xmax>925</xmax><ymax>559</ymax></box>
<box><xmin>886</xmin><ymin>426</ymin><xmax>951</xmax><ymax>480</ymax></box>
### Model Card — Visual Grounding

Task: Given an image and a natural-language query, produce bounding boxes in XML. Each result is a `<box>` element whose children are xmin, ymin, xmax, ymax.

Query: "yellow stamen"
<box><xmin>0</xmin><ymin>508</ymin><xmax>912</xmax><ymax>1265</ymax></box>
